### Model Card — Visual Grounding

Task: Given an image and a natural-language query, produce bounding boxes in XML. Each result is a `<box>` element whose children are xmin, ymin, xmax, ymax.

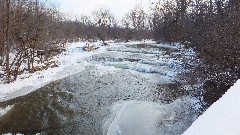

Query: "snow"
<box><xmin>103</xmin><ymin>61</ymin><xmax>172</xmax><ymax>76</ymax></box>
<box><xmin>0</xmin><ymin>41</ymin><xmax>110</xmax><ymax>102</ymax></box>
<box><xmin>183</xmin><ymin>79</ymin><xmax>240</xmax><ymax>135</ymax></box>
<box><xmin>0</xmin><ymin>40</ymin><xmax>159</xmax><ymax>102</ymax></box>
<box><xmin>86</xmin><ymin>42</ymin><xmax>194</xmax><ymax>81</ymax></box>
<box><xmin>0</xmin><ymin>105</ymin><xmax>14</xmax><ymax>117</ymax></box>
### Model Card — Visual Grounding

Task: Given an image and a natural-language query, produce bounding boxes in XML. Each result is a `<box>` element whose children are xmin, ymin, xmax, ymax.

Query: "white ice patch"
<box><xmin>0</xmin><ymin>105</ymin><xmax>14</xmax><ymax>117</ymax></box>
<box><xmin>89</xmin><ymin>64</ymin><xmax>120</xmax><ymax>77</ymax></box>
<box><xmin>104</xmin><ymin>97</ymin><xmax>197</xmax><ymax>135</ymax></box>
<box><xmin>104</xmin><ymin>100</ymin><xmax>162</xmax><ymax>135</ymax></box>
<box><xmin>104</xmin><ymin>61</ymin><xmax>173</xmax><ymax>77</ymax></box>
<box><xmin>128</xmin><ymin>70</ymin><xmax>172</xmax><ymax>84</ymax></box>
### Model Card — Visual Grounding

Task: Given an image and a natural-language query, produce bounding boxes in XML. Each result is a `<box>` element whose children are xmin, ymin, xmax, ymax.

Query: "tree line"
<box><xmin>150</xmin><ymin>0</ymin><xmax>240</xmax><ymax>106</ymax></box>
<box><xmin>0</xmin><ymin>0</ymin><xmax>70</xmax><ymax>82</ymax></box>
<box><xmin>0</xmin><ymin>0</ymin><xmax>151</xmax><ymax>83</ymax></box>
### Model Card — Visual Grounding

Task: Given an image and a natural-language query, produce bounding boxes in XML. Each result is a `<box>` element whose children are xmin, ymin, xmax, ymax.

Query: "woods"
<box><xmin>151</xmin><ymin>0</ymin><xmax>240</xmax><ymax>106</ymax></box>
<box><xmin>0</xmin><ymin>0</ymin><xmax>150</xmax><ymax>83</ymax></box>
<box><xmin>0</xmin><ymin>0</ymin><xmax>67</xmax><ymax>82</ymax></box>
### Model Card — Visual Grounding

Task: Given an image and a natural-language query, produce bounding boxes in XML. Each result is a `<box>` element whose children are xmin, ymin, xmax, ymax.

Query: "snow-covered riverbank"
<box><xmin>0</xmin><ymin>40</ymin><xmax>188</xmax><ymax>102</ymax></box>
<box><xmin>1</xmin><ymin>40</ymin><xmax>200</xmax><ymax>135</ymax></box>
<box><xmin>183</xmin><ymin>79</ymin><xmax>240</xmax><ymax>135</ymax></box>
<box><xmin>0</xmin><ymin>41</ymin><xmax>117</xmax><ymax>102</ymax></box>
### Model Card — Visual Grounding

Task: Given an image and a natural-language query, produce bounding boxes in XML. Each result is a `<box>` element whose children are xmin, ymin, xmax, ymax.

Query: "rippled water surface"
<box><xmin>0</xmin><ymin>43</ymin><xmax>200</xmax><ymax>135</ymax></box>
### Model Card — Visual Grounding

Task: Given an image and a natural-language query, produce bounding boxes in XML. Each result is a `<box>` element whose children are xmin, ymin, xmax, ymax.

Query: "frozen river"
<box><xmin>0</xmin><ymin>42</ymin><xmax>200</xmax><ymax>135</ymax></box>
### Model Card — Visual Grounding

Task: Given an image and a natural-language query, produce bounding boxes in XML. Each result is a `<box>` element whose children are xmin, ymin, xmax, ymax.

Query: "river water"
<box><xmin>0</xmin><ymin>42</ymin><xmax>200</xmax><ymax>135</ymax></box>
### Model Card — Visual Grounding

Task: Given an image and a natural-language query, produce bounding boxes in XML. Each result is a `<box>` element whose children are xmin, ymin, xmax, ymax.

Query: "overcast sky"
<box><xmin>53</xmin><ymin>0</ymin><xmax>155</xmax><ymax>19</ymax></box>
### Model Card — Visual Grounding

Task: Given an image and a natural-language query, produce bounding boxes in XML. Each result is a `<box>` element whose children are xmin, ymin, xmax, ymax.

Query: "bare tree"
<box><xmin>151</xmin><ymin>0</ymin><xmax>240</xmax><ymax>106</ymax></box>
<box><xmin>123</xmin><ymin>5</ymin><xmax>151</xmax><ymax>40</ymax></box>
<box><xmin>5</xmin><ymin>0</ymin><xmax>11</xmax><ymax>82</ymax></box>
<box><xmin>92</xmin><ymin>8</ymin><xmax>115</xmax><ymax>44</ymax></box>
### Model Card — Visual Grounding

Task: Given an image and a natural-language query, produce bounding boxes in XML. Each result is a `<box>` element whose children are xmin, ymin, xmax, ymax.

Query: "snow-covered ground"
<box><xmin>0</xmin><ymin>41</ymin><xmax>112</xmax><ymax>102</ymax></box>
<box><xmin>183</xmin><ymin>79</ymin><xmax>240</xmax><ymax>135</ymax></box>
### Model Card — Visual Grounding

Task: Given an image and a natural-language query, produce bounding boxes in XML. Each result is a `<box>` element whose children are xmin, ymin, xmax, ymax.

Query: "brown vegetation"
<box><xmin>151</xmin><ymin>0</ymin><xmax>240</xmax><ymax>106</ymax></box>
<box><xmin>0</xmin><ymin>1</ymin><xmax>152</xmax><ymax>83</ymax></box>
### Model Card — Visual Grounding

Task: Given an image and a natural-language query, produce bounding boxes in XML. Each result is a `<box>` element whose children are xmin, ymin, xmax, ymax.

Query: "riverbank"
<box><xmin>0</xmin><ymin>41</ymin><xmax>120</xmax><ymax>102</ymax></box>
<box><xmin>0</xmin><ymin>40</ymin><xmax>186</xmax><ymax>102</ymax></box>
<box><xmin>0</xmin><ymin>40</ymin><xmax>200</xmax><ymax>135</ymax></box>
<box><xmin>183</xmin><ymin>79</ymin><xmax>240</xmax><ymax>135</ymax></box>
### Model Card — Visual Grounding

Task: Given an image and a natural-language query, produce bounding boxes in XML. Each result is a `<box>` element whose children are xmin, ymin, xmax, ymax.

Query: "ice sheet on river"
<box><xmin>104</xmin><ymin>97</ymin><xmax>198</xmax><ymax>135</ymax></box>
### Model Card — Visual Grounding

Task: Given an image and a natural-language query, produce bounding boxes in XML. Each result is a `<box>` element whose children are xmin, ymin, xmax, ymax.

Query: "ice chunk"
<box><xmin>0</xmin><ymin>105</ymin><xmax>14</xmax><ymax>117</ymax></box>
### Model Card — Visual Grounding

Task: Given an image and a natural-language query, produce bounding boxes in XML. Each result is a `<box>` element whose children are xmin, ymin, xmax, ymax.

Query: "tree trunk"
<box><xmin>6</xmin><ymin>0</ymin><xmax>11</xmax><ymax>82</ymax></box>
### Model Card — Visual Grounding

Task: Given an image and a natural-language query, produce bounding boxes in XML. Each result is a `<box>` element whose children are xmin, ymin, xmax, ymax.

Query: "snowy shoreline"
<box><xmin>0</xmin><ymin>41</ymin><xmax>113</xmax><ymax>102</ymax></box>
<box><xmin>183</xmin><ymin>79</ymin><xmax>240</xmax><ymax>135</ymax></box>
<box><xmin>0</xmin><ymin>40</ymin><xmax>158</xmax><ymax>102</ymax></box>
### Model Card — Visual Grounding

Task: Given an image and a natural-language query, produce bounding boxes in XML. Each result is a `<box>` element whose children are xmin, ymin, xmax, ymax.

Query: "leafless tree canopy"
<box><xmin>151</xmin><ymin>0</ymin><xmax>240</xmax><ymax>106</ymax></box>
<box><xmin>0</xmin><ymin>0</ymin><xmax>71</xmax><ymax>82</ymax></box>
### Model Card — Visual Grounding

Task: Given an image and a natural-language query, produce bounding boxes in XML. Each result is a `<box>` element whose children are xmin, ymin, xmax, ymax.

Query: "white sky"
<box><xmin>53</xmin><ymin>0</ymin><xmax>155</xmax><ymax>19</ymax></box>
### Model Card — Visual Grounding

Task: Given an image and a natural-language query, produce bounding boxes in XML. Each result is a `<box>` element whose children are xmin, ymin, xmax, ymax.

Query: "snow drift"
<box><xmin>183</xmin><ymin>79</ymin><xmax>240</xmax><ymax>135</ymax></box>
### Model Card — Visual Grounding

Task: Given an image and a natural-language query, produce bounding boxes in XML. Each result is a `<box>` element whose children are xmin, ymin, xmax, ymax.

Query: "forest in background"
<box><xmin>150</xmin><ymin>0</ymin><xmax>240</xmax><ymax>106</ymax></box>
<box><xmin>0</xmin><ymin>0</ymin><xmax>151</xmax><ymax>83</ymax></box>
<box><xmin>0</xmin><ymin>0</ymin><xmax>239</xmax><ymax>107</ymax></box>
